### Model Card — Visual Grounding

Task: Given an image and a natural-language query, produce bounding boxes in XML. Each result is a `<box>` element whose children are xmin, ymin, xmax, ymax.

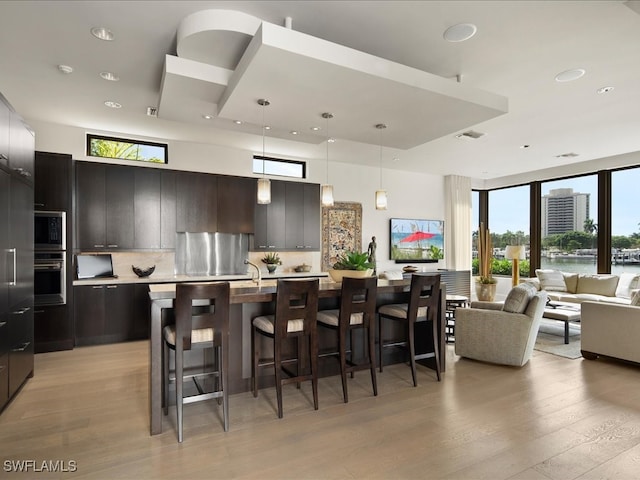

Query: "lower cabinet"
<box><xmin>34</xmin><ymin>305</ymin><xmax>73</xmax><ymax>353</ymax></box>
<box><xmin>74</xmin><ymin>284</ymin><xmax>150</xmax><ymax>346</ymax></box>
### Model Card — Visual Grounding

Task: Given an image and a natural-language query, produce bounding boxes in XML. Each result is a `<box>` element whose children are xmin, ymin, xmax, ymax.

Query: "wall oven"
<box><xmin>34</xmin><ymin>252</ymin><xmax>66</xmax><ymax>306</ymax></box>
<box><xmin>34</xmin><ymin>211</ymin><xmax>66</xmax><ymax>251</ymax></box>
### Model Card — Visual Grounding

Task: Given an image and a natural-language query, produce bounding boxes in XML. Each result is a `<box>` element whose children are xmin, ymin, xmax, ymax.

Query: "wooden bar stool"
<box><xmin>251</xmin><ymin>278</ymin><xmax>320</xmax><ymax>418</ymax></box>
<box><xmin>317</xmin><ymin>276</ymin><xmax>378</xmax><ymax>403</ymax></box>
<box><xmin>378</xmin><ymin>273</ymin><xmax>441</xmax><ymax>385</ymax></box>
<box><xmin>162</xmin><ymin>282</ymin><xmax>230</xmax><ymax>442</ymax></box>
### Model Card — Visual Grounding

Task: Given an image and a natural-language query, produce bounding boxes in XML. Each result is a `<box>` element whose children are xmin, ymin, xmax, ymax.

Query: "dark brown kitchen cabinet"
<box><xmin>160</xmin><ymin>171</ymin><xmax>176</xmax><ymax>249</ymax></box>
<box><xmin>34</xmin><ymin>305</ymin><xmax>73</xmax><ymax>353</ymax></box>
<box><xmin>285</xmin><ymin>182</ymin><xmax>320</xmax><ymax>250</ymax></box>
<box><xmin>76</xmin><ymin>162</ymin><xmax>135</xmax><ymax>250</ymax></box>
<box><xmin>176</xmin><ymin>172</ymin><xmax>217</xmax><ymax>233</ymax></box>
<box><xmin>217</xmin><ymin>176</ymin><xmax>255</xmax><ymax>233</ymax></box>
<box><xmin>252</xmin><ymin>180</ymin><xmax>286</xmax><ymax>250</ymax></box>
<box><xmin>134</xmin><ymin>168</ymin><xmax>161</xmax><ymax>249</ymax></box>
<box><xmin>34</xmin><ymin>152</ymin><xmax>71</xmax><ymax>211</ymax></box>
<box><xmin>9</xmin><ymin>111</ymin><xmax>35</xmax><ymax>183</ymax></box>
<box><xmin>74</xmin><ymin>283</ymin><xmax>149</xmax><ymax>346</ymax></box>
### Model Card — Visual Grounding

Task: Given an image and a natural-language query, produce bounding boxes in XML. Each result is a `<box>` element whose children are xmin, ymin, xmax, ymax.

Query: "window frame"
<box><xmin>253</xmin><ymin>155</ymin><xmax>306</xmax><ymax>179</ymax></box>
<box><xmin>86</xmin><ymin>133</ymin><xmax>168</xmax><ymax>164</ymax></box>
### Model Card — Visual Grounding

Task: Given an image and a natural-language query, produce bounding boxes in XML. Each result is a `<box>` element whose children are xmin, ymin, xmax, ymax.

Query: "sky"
<box><xmin>473</xmin><ymin>168</ymin><xmax>640</xmax><ymax>236</ymax></box>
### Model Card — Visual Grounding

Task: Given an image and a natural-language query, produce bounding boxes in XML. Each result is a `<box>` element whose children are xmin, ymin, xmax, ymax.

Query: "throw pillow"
<box><xmin>576</xmin><ymin>274</ymin><xmax>619</xmax><ymax>297</ymax></box>
<box><xmin>614</xmin><ymin>272</ymin><xmax>640</xmax><ymax>299</ymax></box>
<box><xmin>562</xmin><ymin>272</ymin><xmax>579</xmax><ymax>294</ymax></box>
<box><xmin>631</xmin><ymin>290</ymin><xmax>640</xmax><ymax>307</ymax></box>
<box><xmin>535</xmin><ymin>269</ymin><xmax>567</xmax><ymax>292</ymax></box>
<box><xmin>503</xmin><ymin>284</ymin><xmax>535</xmax><ymax>314</ymax></box>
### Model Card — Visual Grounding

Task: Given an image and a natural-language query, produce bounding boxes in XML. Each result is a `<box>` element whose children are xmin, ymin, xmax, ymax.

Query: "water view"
<box><xmin>540</xmin><ymin>256</ymin><xmax>640</xmax><ymax>275</ymax></box>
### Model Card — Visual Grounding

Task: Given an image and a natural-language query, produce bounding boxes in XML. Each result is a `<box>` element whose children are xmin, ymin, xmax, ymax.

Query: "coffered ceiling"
<box><xmin>1</xmin><ymin>1</ymin><xmax>639</xmax><ymax>182</ymax></box>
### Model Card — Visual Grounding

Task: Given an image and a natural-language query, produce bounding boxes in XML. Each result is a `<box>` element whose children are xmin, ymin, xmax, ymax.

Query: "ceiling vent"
<box><xmin>555</xmin><ymin>152</ymin><xmax>579</xmax><ymax>158</ymax></box>
<box><xmin>455</xmin><ymin>130</ymin><xmax>485</xmax><ymax>139</ymax></box>
<box><xmin>146</xmin><ymin>106</ymin><xmax>158</xmax><ymax>117</ymax></box>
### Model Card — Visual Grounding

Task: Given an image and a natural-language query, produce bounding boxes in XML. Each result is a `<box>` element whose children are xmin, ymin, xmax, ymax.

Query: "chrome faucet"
<box><xmin>244</xmin><ymin>259</ymin><xmax>261</xmax><ymax>287</ymax></box>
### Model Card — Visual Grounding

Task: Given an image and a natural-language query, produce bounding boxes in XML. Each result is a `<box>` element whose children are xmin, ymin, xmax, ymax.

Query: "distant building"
<box><xmin>541</xmin><ymin>188</ymin><xmax>590</xmax><ymax>237</ymax></box>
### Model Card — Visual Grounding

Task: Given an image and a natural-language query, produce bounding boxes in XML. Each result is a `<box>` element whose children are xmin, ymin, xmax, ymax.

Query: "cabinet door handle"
<box><xmin>93</xmin><ymin>244</ymin><xmax>105</xmax><ymax>248</ymax></box>
<box><xmin>107</xmin><ymin>244</ymin><xmax>118</xmax><ymax>248</ymax></box>
<box><xmin>106</xmin><ymin>285</ymin><xmax>118</xmax><ymax>289</ymax></box>
<box><xmin>11</xmin><ymin>342</ymin><xmax>31</xmax><ymax>352</ymax></box>
<box><xmin>92</xmin><ymin>285</ymin><xmax>104</xmax><ymax>289</ymax></box>
<box><xmin>8</xmin><ymin>248</ymin><xmax>16</xmax><ymax>285</ymax></box>
<box><xmin>35</xmin><ymin>203</ymin><xmax>45</xmax><ymax>207</ymax></box>
<box><xmin>268</xmin><ymin>245</ymin><xmax>276</xmax><ymax>248</ymax></box>
<box><xmin>0</xmin><ymin>321</ymin><xmax>6</xmax><ymax>328</ymax></box>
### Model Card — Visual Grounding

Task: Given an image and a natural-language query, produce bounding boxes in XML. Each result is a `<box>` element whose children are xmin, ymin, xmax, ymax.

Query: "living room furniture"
<box><xmin>445</xmin><ymin>294</ymin><xmax>469</xmax><ymax>343</ymax></box>
<box><xmin>505</xmin><ymin>245</ymin><xmax>526</xmax><ymax>287</ymax></box>
<box><xmin>455</xmin><ymin>289</ymin><xmax>547</xmax><ymax>367</ymax></box>
<box><xmin>162</xmin><ymin>282</ymin><xmax>230</xmax><ymax>442</ymax></box>
<box><xmin>251</xmin><ymin>278</ymin><xmax>320</xmax><ymax>418</ymax></box>
<box><xmin>542</xmin><ymin>301</ymin><xmax>581</xmax><ymax>344</ymax></box>
<box><xmin>317</xmin><ymin>276</ymin><xmax>378</xmax><ymax>403</ymax></box>
<box><xmin>378</xmin><ymin>273</ymin><xmax>442</xmax><ymax>385</ymax></box>
<box><xmin>581</xmin><ymin>301</ymin><xmax>640</xmax><ymax>364</ymax></box>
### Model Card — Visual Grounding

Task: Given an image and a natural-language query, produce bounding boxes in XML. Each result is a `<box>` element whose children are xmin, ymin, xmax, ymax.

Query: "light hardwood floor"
<box><xmin>2</xmin><ymin>341</ymin><xmax>640</xmax><ymax>479</ymax></box>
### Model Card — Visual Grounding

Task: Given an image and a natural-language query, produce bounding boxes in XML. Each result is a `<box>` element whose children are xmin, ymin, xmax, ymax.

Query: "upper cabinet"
<box><xmin>9</xmin><ymin>111</ymin><xmax>35</xmax><ymax>183</ymax></box>
<box><xmin>217</xmin><ymin>176</ymin><xmax>255</xmax><ymax>234</ymax></box>
<box><xmin>34</xmin><ymin>152</ymin><xmax>71</xmax><ymax>211</ymax></box>
<box><xmin>252</xmin><ymin>180</ymin><xmax>320</xmax><ymax>251</ymax></box>
<box><xmin>76</xmin><ymin>162</ymin><xmax>134</xmax><ymax>250</ymax></box>
<box><xmin>176</xmin><ymin>171</ymin><xmax>217</xmax><ymax>233</ymax></box>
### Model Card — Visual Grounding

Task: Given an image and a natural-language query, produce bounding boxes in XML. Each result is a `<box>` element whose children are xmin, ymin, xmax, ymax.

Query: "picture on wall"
<box><xmin>389</xmin><ymin>218</ymin><xmax>444</xmax><ymax>263</ymax></box>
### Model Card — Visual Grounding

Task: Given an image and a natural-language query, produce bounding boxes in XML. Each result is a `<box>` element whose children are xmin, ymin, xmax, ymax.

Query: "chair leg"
<box><xmin>274</xmin><ymin>337</ymin><xmax>284</xmax><ymax>419</ymax></box>
<box><xmin>368</xmin><ymin>325</ymin><xmax>378</xmax><ymax>396</ymax></box>
<box><xmin>310</xmin><ymin>332</ymin><xmax>319</xmax><ymax>411</ymax></box>
<box><xmin>251</xmin><ymin>327</ymin><xmax>259</xmax><ymax>398</ymax></box>
<box><xmin>162</xmin><ymin>341</ymin><xmax>169</xmax><ymax>415</ymax></box>
<box><xmin>349</xmin><ymin>329</ymin><xmax>355</xmax><ymax>379</ymax></box>
<box><xmin>221</xmin><ymin>339</ymin><xmax>229</xmax><ymax>431</ymax></box>
<box><xmin>339</xmin><ymin>328</ymin><xmax>349</xmax><ymax>403</ymax></box>
<box><xmin>431</xmin><ymin>318</ymin><xmax>442</xmax><ymax>382</ymax></box>
<box><xmin>175</xmin><ymin>349</ymin><xmax>184</xmax><ymax>443</ymax></box>
<box><xmin>378</xmin><ymin>314</ymin><xmax>384</xmax><ymax>373</ymax></box>
<box><xmin>408</xmin><ymin>319</ymin><xmax>417</xmax><ymax>387</ymax></box>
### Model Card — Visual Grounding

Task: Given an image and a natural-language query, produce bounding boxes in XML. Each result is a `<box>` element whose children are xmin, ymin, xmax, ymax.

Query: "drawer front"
<box><xmin>0</xmin><ymin>353</ymin><xmax>8</xmax><ymax>408</ymax></box>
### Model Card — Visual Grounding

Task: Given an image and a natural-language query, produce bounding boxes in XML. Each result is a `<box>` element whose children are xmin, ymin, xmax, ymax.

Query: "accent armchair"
<box><xmin>455</xmin><ymin>289</ymin><xmax>547</xmax><ymax>367</ymax></box>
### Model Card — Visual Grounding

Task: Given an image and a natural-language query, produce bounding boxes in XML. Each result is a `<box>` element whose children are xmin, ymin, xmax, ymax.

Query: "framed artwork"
<box><xmin>390</xmin><ymin>218</ymin><xmax>444</xmax><ymax>263</ymax></box>
<box><xmin>321</xmin><ymin>202</ymin><xmax>362</xmax><ymax>271</ymax></box>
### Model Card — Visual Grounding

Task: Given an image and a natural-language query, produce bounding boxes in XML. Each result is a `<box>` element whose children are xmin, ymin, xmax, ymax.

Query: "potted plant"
<box><xmin>476</xmin><ymin>222</ymin><xmax>497</xmax><ymax>301</ymax></box>
<box><xmin>328</xmin><ymin>250</ymin><xmax>374</xmax><ymax>282</ymax></box>
<box><xmin>261</xmin><ymin>252</ymin><xmax>282</xmax><ymax>274</ymax></box>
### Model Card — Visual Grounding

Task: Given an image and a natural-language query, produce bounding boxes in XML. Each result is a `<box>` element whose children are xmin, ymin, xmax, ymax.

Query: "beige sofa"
<box><xmin>524</xmin><ymin>269</ymin><xmax>639</xmax><ymax>305</ymax></box>
<box><xmin>581</xmin><ymin>301</ymin><xmax>640</xmax><ymax>364</ymax></box>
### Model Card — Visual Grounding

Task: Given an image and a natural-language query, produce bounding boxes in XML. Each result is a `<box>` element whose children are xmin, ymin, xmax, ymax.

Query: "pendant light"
<box><xmin>256</xmin><ymin>98</ymin><xmax>271</xmax><ymax>204</ymax></box>
<box><xmin>375</xmin><ymin>123</ymin><xmax>388</xmax><ymax>210</ymax></box>
<box><xmin>321</xmin><ymin>112</ymin><xmax>334</xmax><ymax>207</ymax></box>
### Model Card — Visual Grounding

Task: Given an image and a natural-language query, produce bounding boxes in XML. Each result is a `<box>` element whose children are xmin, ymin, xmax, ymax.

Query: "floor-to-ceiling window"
<box><xmin>540</xmin><ymin>175</ymin><xmax>598</xmax><ymax>274</ymax></box>
<box><xmin>611</xmin><ymin>167</ymin><xmax>640</xmax><ymax>275</ymax></box>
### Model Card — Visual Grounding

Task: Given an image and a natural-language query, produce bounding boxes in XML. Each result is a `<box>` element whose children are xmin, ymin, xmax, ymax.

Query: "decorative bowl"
<box><xmin>328</xmin><ymin>269</ymin><xmax>373</xmax><ymax>283</ymax></box>
<box><xmin>132</xmin><ymin>265</ymin><xmax>155</xmax><ymax>277</ymax></box>
<box><xmin>295</xmin><ymin>264</ymin><xmax>312</xmax><ymax>273</ymax></box>
<box><xmin>402</xmin><ymin>265</ymin><xmax>418</xmax><ymax>273</ymax></box>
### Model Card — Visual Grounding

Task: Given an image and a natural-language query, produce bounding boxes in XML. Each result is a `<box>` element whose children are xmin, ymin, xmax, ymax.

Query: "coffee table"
<box><xmin>542</xmin><ymin>301</ymin><xmax>581</xmax><ymax>344</ymax></box>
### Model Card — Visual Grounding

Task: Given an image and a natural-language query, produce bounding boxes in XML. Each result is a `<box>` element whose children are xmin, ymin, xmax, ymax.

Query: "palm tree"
<box><xmin>583</xmin><ymin>218</ymin><xmax>598</xmax><ymax>235</ymax></box>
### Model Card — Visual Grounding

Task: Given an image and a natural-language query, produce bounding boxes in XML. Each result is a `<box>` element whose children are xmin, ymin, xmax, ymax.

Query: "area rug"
<box><xmin>534</xmin><ymin>319</ymin><xmax>582</xmax><ymax>359</ymax></box>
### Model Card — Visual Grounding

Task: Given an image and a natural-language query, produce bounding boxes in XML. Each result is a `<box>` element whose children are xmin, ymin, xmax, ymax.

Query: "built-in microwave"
<box><xmin>34</xmin><ymin>211</ymin><xmax>66</xmax><ymax>251</ymax></box>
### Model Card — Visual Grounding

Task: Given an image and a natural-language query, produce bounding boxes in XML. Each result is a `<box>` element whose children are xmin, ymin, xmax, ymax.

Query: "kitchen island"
<box><xmin>148</xmin><ymin>278</ymin><xmax>446</xmax><ymax>435</ymax></box>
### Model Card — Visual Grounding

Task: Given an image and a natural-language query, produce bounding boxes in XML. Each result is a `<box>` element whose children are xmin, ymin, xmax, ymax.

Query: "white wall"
<box><xmin>31</xmin><ymin>120</ymin><xmax>447</xmax><ymax>274</ymax></box>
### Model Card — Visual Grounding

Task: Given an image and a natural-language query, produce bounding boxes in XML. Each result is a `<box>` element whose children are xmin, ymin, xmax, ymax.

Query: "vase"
<box><xmin>475</xmin><ymin>282</ymin><xmax>497</xmax><ymax>302</ymax></box>
<box><xmin>327</xmin><ymin>269</ymin><xmax>373</xmax><ymax>282</ymax></box>
<box><xmin>266</xmin><ymin>264</ymin><xmax>277</xmax><ymax>274</ymax></box>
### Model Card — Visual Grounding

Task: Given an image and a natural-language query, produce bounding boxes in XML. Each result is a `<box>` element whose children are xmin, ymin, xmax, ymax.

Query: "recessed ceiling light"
<box><xmin>443</xmin><ymin>23</ymin><xmax>477</xmax><ymax>42</ymax></box>
<box><xmin>234</xmin><ymin>120</ymin><xmax>242</xmax><ymax>125</ymax></box>
<box><xmin>310</xmin><ymin>126</ymin><xmax>320</xmax><ymax>131</ymax></box>
<box><xmin>202</xmin><ymin>114</ymin><xmax>213</xmax><ymax>120</ymax></box>
<box><xmin>555</xmin><ymin>69</ymin><xmax>586</xmax><ymax>82</ymax></box>
<box><xmin>57</xmin><ymin>64</ymin><xmax>73</xmax><ymax>74</ymax></box>
<box><xmin>104</xmin><ymin>101</ymin><xmax>122</xmax><ymax>109</ymax></box>
<box><xmin>264</xmin><ymin>125</ymin><xmax>271</xmax><ymax>130</ymax></box>
<box><xmin>597</xmin><ymin>86</ymin><xmax>615</xmax><ymax>94</ymax></box>
<box><xmin>328</xmin><ymin>138</ymin><xmax>336</xmax><ymax>143</ymax></box>
<box><xmin>520</xmin><ymin>144</ymin><xmax>530</xmax><ymax>149</ymax></box>
<box><xmin>455</xmin><ymin>130</ymin><xmax>485</xmax><ymax>139</ymax></box>
<box><xmin>555</xmin><ymin>152</ymin><xmax>579</xmax><ymax>158</ymax></box>
<box><xmin>290</xmin><ymin>130</ymin><xmax>299</xmax><ymax>135</ymax></box>
<box><xmin>91</xmin><ymin>27</ymin><xmax>114</xmax><ymax>41</ymax></box>
<box><xmin>99</xmin><ymin>71</ymin><xmax>119</xmax><ymax>81</ymax></box>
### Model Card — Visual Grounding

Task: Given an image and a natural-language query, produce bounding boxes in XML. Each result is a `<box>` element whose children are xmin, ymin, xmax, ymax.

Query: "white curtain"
<box><xmin>444</xmin><ymin>175</ymin><xmax>472</xmax><ymax>271</ymax></box>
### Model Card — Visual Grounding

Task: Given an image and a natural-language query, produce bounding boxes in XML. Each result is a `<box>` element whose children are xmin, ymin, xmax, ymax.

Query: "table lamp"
<box><xmin>505</xmin><ymin>245</ymin><xmax>526</xmax><ymax>287</ymax></box>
